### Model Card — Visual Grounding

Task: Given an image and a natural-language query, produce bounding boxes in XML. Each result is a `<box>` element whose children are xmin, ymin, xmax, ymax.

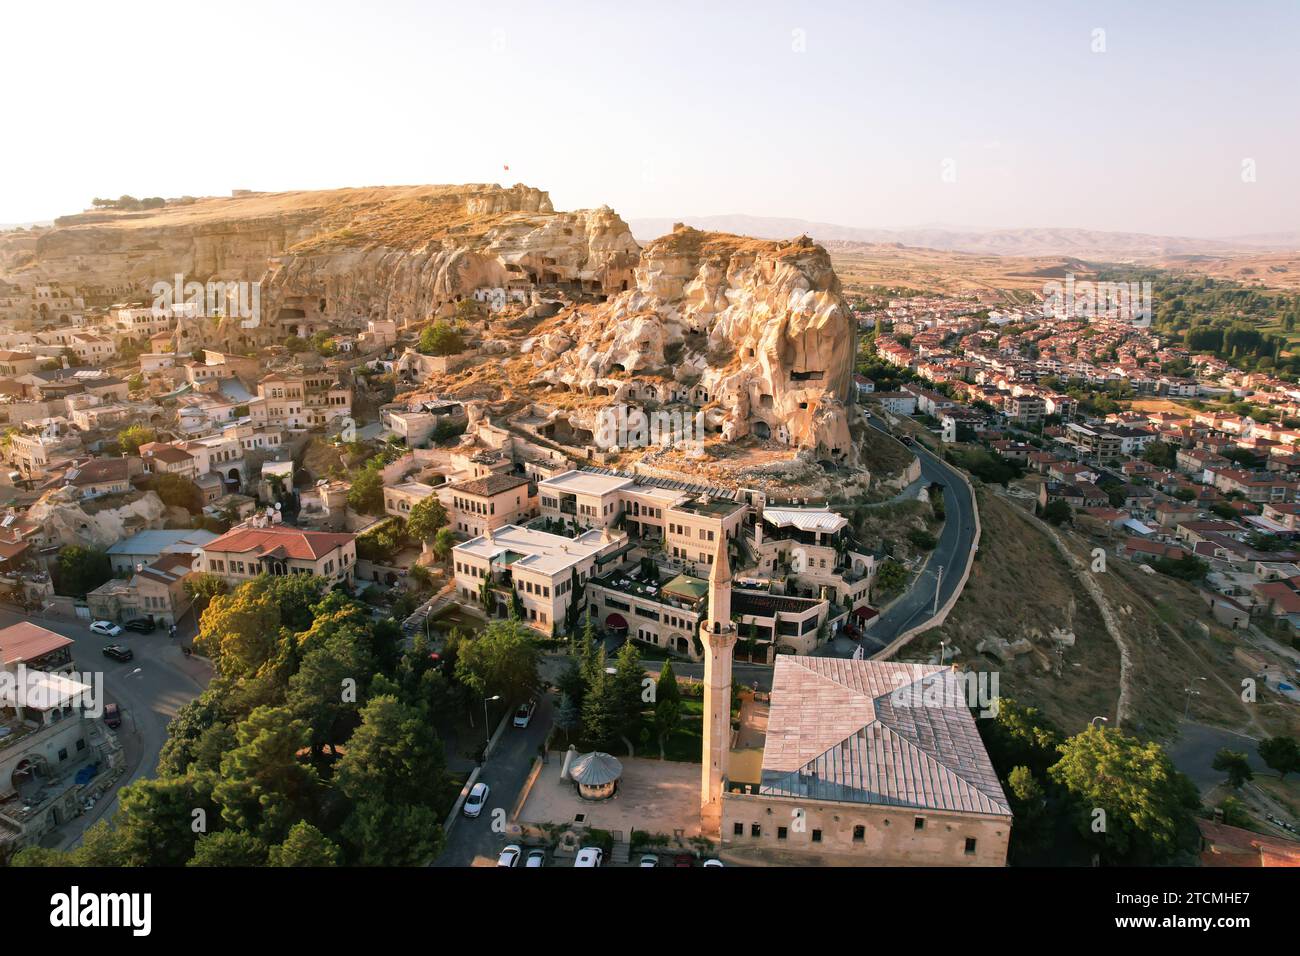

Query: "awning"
<box><xmin>604</xmin><ymin>612</ymin><xmax>627</xmax><ymax>630</ymax></box>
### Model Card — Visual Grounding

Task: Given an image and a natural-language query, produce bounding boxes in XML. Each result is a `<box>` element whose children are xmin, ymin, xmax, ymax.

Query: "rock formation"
<box><xmin>527</xmin><ymin>226</ymin><xmax>855</xmax><ymax>459</ymax></box>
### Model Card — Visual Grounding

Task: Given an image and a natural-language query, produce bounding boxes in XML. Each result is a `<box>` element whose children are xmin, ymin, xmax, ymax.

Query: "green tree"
<box><xmin>872</xmin><ymin>559</ymin><xmax>908</xmax><ymax>599</ymax></box>
<box><xmin>54</xmin><ymin>545</ymin><xmax>111</xmax><ymax>598</ymax></box>
<box><xmin>580</xmin><ymin>646</ymin><xmax>616</xmax><ymax>749</ymax></box>
<box><xmin>418</xmin><ymin>321</ymin><xmax>464</xmax><ymax>356</ymax></box>
<box><xmin>213</xmin><ymin>705</ymin><xmax>320</xmax><ymax>841</ymax></box>
<box><xmin>554</xmin><ymin>691</ymin><xmax>581</xmax><ymax>743</ymax></box>
<box><xmin>453</xmin><ymin>617</ymin><xmax>540</xmax><ymax>703</ymax></box>
<box><xmin>653</xmin><ymin>661</ymin><xmax>683</xmax><ymax>759</ymax></box>
<box><xmin>431</xmin><ymin>527</ymin><xmax>457</xmax><ymax>562</ymax></box>
<box><xmin>1212</xmin><ymin>748</ymin><xmax>1254</xmax><ymax>789</ymax></box>
<box><xmin>1042</xmin><ymin>499</ymin><xmax>1073</xmax><ymax>526</ymax></box>
<box><xmin>610</xmin><ymin>639</ymin><xmax>646</xmax><ymax>754</ymax></box>
<box><xmin>1049</xmin><ymin>725</ymin><xmax>1200</xmax><ymax>864</ymax></box>
<box><xmin>347</xmin><ymin>463</ymin><xmax>385</xmax><ymax>515</ymax></box>
<box><xmin>267</xmin><ymin>821</ymin><xmax>342</xmax><ymax>866</ymax></box>
<box><xmin>187</xmin><ymin>830</ymin><xmax>268</xmax><ymax>867</ymax></box>
<box><xmin>406</xmin><ymin>495</ymin><xmax>449</xmax><ymax>544</ymax></box>
<box><xmin>184</xmin><ymin>572</ymin><xmax>228</xmax><ymax>617</ymax></box>
<box><xmin>118</xmin><ymin>423</ymin><xmax>157</xmax><ymax>455</ymax></box>
<box><xmin>1258</xmin><ymin>736</ymin><xmax>1300</xmax><ymax>779</ymax></box>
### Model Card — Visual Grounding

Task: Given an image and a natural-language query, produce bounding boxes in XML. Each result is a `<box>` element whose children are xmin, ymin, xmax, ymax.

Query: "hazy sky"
<box><xmin>4</xmin><ymin>0</ymin><xmax>1297</xmax><ymax>236</ymax></box>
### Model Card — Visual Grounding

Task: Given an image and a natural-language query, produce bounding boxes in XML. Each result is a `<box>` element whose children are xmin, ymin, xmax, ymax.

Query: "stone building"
<box><xmin>718</xmin><ymin>657</ymin><xmax>1011</xmax><ymax>866</ymax></box>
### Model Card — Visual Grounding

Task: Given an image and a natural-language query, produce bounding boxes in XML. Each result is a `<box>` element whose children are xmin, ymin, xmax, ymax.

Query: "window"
<box><xmin>914</xmin><ymin>817</ymin><xmax>925</xmax><ymax>831</ymax></box>
<box><xmin>750</xmin><ymin>824</ymin><xmax>761</xmax><ymax>838</ymax></box>
<box><xmin>964</xmin><ymin>838</ymin><xmax>977</xmax><ymax>855</ymax></box>
<box><xmin>853</xmin><ymin>825</ymin><xmax>865</xmax><ymax>842</ymax></box>
<box><xmin>733</xmin><ymin>822</ymin><xmax>744</xmax><ymax>837</ymax></box>
<box><xmin>811</xmin><ymin>829</ymin><xmax>822</xmax><ymax>843</ymax></box>
<box><xmin>777</xmin><ymin>827</ymin><xmax>788</xmax><ymax>840</ymax></box>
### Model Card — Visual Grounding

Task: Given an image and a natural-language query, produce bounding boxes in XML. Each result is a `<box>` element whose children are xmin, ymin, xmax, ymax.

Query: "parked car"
<box><xmin>673</xmin><ymin>853</ymin><xmax>694</xmax><ymax>868</ymax></box>
<box><xmin>513</xmin><ymin>698</ymin><xmax>537</xmax><ymax>728</ymax></box>
<box><xmin>703</xmin><ymin>859</ymin><xmax>724</xmax><ymax>868</ymax></box>
<box><xmin>525</xmin><ymin>849</ymin><xmax>546</xmax><ymax>868</ymax></box>
<box><xmin>573</xmin><ymin>847</ymin><xmax>603</xmax><ymax>867</ymax></box>
<box><xmin>462</xmin><ymin>782</ymin><xmax>490</xmax><ymax>818</ymax></box>
<box><xmin>122</xmin><ymin>618</ymin><xmax>156</xmax><ymax>634</ymax></box>
<box><xmin>89</xmin><ymin>620</ymin><xmax>122</xmax><ymax>637</ymax></box>
<box><xmin>639</xmin><ymin>854</ymin><xmax>659</xmax><ymax>868</ymax></box>
<box><xmin>497</xmin><ymin>845</ymin><xmax>521</xmax><ymax>867</ymax></box>
<box><xmin>101</xmin><ymin>644</ymin><xmax>133</xmax><ymax>663</ymax></box>
<box><xmin>103</xmin><ymin>702</ymin><xmax>121</xmax><ymax>729</ymax></box>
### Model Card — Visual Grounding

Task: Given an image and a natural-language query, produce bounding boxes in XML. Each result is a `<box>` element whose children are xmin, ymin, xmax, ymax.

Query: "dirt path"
<box><xmin>1004</xmin><ymin>501</ymin><xmax>1133</xmax><ymax>727</ymax></box>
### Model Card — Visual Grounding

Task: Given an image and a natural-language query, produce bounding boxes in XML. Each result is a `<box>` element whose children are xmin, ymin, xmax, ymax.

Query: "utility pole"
<box><xmin>932</xmin><ymin>565</ymin><xmax>944</xmax><ymax>616</ymax></box>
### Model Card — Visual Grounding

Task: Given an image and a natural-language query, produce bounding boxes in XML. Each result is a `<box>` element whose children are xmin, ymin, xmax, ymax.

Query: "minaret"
<box><xmin>700</xmin><ymin>533</ymin><xmax>737</xmax><ymax>831</ymax></box>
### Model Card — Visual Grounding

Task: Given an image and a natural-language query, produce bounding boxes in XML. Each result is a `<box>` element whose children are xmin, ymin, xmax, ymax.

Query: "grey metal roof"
<box><xmin>759</xmin><ymin>658</ymin><xmax>1011</xmax><ymax>817</ymax></box>
<box><xmin>570</xmin><ymin>751</ymin><xmax>623</xmax><ymax>786</ymax></box>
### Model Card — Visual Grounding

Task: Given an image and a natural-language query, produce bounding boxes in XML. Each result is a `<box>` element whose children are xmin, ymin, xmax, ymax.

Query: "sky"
<box><xmin>3</xmin><ymin>0</ymin><xmax>1298</xmax><ymax>237</ymax></box>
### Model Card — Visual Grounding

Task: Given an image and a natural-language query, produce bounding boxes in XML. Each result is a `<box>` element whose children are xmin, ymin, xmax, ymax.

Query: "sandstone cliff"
<box><xmin>526</xmin><ymin>226</ymin><xmax>855</xmax><ymax>459</ymax></box>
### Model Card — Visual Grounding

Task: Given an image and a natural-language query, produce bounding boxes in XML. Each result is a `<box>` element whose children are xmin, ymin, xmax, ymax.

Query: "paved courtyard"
<box><xmin>520</xmin><ymin>754</ymin><xmax>703</xmax><ymax>841</ymax></box>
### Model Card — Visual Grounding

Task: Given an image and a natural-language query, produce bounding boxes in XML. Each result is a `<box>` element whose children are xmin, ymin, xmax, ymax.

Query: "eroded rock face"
<box><xmin>7</xmin><ymin>185</ymin><xmax>640</xmax><ymax>337</ymax></box>
<box><xmin>27</xmin><ymin>488</ymin><xmax>169</xmax><ymax>549</ymax></box>
<box><xmin>531</xmin><ymin>226</ymin><xmax>855</xmax><ymax>457</ymax></box>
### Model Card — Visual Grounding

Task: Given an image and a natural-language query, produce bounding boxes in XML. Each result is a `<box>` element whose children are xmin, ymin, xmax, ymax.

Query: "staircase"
<box><xmin>401</xmin><ymin>583</ymin><xmax>456</xmax><ymax>638</ymax></box>
<box><xmin>611</xmin><ymin>840</ymin><xmax>631</xmax><ymax>865</ymax></box>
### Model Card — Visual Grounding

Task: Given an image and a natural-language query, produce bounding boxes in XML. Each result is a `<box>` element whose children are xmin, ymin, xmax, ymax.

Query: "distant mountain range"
<box><xmin>627</xmin><ymin>215</ymin><xmax>1300</xmax><ymax>261</ymax></box>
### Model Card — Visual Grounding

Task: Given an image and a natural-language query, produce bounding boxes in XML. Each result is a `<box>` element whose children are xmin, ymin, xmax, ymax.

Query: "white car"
<box><xmin>703</xmin><ymin>859</ymin><xmax>724</xmax><ymax>868</ymax></box>
<box><xmin>497</xmin><ymin>844</ymin><xmax>521</xmax><ymax>867</ymax></box>
<box><xmin>525</xmin><ymin>849</ymin><xmax>546</xmax><ymax>868</ymax></box>
<box><xmin>639</xmin><ymin>853</ymin><xmax>659</xmax><ymax>868</ymax></box>
<box><xmin>90</xmin><ymin>621</ymin><xmax>122</xmax><ymax>637</ymax></box>
<box><xmin>513</xmin><ymin>698</ymin><xmax>537</xmax><ymax>728</ymax></box>
<box><xmin>462</xmin><ymin>782</ymin><xmax>490</xmax><ymax>818</ymax></box>
<box><xmin>573</xmin><ymin>847</ymin><xmax>603</xmax><ymax>867</ymax></box>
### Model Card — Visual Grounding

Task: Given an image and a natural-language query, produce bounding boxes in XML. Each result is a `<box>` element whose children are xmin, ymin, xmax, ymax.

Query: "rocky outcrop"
<box><xmin>6</xmin><ymin>185</ymin><xmax>640</xmax><ymax>336</ymax></box>
<box><xmin>27</xmin><ymin>488</ymin><xmax>168</xmax><ymax>549</ymax></box>
<box><xmin>528</xmin><ymin>226</ymin><xmax>855</xmax><ymax>458</ymax></box>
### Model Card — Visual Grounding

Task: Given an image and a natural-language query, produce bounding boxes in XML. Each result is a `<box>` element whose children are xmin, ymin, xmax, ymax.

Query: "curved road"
<box><xmin>850</xmin><ymin>418</ymin><xmax>977</xmax><ymax>657</ymax></box>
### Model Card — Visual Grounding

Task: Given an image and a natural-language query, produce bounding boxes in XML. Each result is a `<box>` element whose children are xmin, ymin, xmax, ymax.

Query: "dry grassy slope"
<box><xmin>827</xmin><ymin>243</ymin><xmax>1096</xmax><ymax>299</ymax></box>
<box><xmin>911</xmin><ymin>488</ymin><xmax>1122</xmax><ymax>734</ymax></box>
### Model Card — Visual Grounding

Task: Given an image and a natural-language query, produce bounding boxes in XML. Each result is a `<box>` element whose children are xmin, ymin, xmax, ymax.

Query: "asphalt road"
<box><xmin>0</xmin><ymin>608</ymin><xmax>211</xmax><ymax>848</ymax></box>
<box><xmin>849</xmin><ymin>419</ymin><xmax>977</xmax><ymax>656</ymax></box>
<box><xmin>433</xmin><ymin>691</ymin><xmax>555</xmax><ymax>867</ymax></box>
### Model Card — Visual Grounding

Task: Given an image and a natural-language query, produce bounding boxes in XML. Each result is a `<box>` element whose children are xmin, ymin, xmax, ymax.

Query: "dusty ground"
<box><xmin>520</xmin><ymin>756</ymin><xmax>702</xmax><ymax>841</ymax></box>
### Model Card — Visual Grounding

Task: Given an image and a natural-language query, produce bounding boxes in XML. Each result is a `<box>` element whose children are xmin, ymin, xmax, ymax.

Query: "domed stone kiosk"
<box><xmin>569</xmin><ymin>751</ymin><xmax>622</xmax><ymax>800</ymax></box>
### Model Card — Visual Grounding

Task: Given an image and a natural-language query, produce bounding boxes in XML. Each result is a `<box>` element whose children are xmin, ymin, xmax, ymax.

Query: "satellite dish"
<box><xmin>274</xmin><ymin>502</ymin><xmax>282</xmax><ymax>510</ymax></box>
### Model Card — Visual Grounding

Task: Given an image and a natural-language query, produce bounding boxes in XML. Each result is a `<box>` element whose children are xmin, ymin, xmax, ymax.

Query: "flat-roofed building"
<box><xmin>452</xmin><ymin>524</ymin><xmax>628</xmax><ymax>634</ymax></box>
<box><xmin>664</xmin><ymin>493</ymin><xmax>747</xmax><ymax>574</ymax></box>
<box><xmin>537</xmin><ymin>469</ymin><xmax>634</xmax><ymax>531</ymax></box>
<box><xmin>587</xmin><ymin>568</ymin><xmax>709</xmax><ymax>659</ymax></box>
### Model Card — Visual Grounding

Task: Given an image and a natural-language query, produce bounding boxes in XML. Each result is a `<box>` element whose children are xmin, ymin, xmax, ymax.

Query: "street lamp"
<box><xmin>932</xmin><ymin>565</ymin><xmax>944</xmax><ymax>616</ymax></box>
<box><xmin>483</xmin><ymin>694</ymin><xmax>501</xmax><ymax>750</ymax></box>
<box><xmin>1183</xmin><ymin>677</ymin><xmax>1207</xmax><ymax>719</ymax></box>
<box><xmin>1090</xmin><ymin>715</ymin><xmax>1108</xmax><ymax>729</ymax></box>
<box><xmin>938</xmin><ymin>640</ymin><xmax>947</xmax><ymax>665</ymax></box>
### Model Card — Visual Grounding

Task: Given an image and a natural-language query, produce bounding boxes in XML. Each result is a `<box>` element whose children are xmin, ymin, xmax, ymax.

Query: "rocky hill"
<box><xmin>524</xmin><ymin>225</ymin><xmax>855</xmax><ymax>459</ymax></box>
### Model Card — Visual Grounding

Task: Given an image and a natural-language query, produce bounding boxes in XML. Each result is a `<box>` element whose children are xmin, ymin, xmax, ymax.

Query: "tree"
<box><xmin>653</xmin><ymin>661</ymin><xmax>683</xmax><ymax>759</ymax></box>
<box><xmin>580</xmin><ymin>646</ymin><xmax>616</xmax><ymax>749</ymax></box>
<box><xmin>184</xmin><ymin>572</ymin><xmax>228</xmax><ymax>617</ymax></box>
<box><xmin>1212</xmin><ymin>748</ymin><xmax>1254</xmax><ymax>789</ymax></box>
<box><xmin>347</xmin><ymin>464</ymin><xmax>385</xmax><ymax>515</ymax></box>
<box><xmin>872</xmin><ymin>559</ymin><xmax>908</xmax><ymax>599</ymax></box>
<box><xmin>117</xmin><ymin>423</ymin><xmax>157</xmax><ymax>455</ymax></box>
<box><xmin>1042</xmin><ymin>499</ymin><xmax>1073</xmax><ymax>526</ymax></box>
<box><xmin>336</xmin><ymin>694</ymin><xmax>450</xmax><ymax>865</ymax></box>
<box><xmin>1258</xmin><ymin>736</ymin><xmax>1300</xmax><ymax>779</ymax></box>
<box><xmin>431</xmin><ymin>527</ymin><xmax>456</xmax><ymax>563</ymax></box>
<box><xmin>194</xmin><ymin>584</ymin><xmax>282</xmax><ymax>678</ymax></box>
<box><xmin>406</xmin><ymin>496</ymin><xmax>449</xmax><ymax>544</ymax></box>
<box><xmin>267</xmin><ymin>821</ymin><xmax>342</xmax><ymax>866</ymax></box>
<box><xmin>1049</xmin><ymin>725</ymin><xmax>1200</xmax><ymax>864</ymax></box>
<box><xmin>418</xmin><ymin>322</ymin><xmax>464</xmax><ymax>356</ymax></box>
<box><xmin>147</xmin><ymin>472</ymin><xmax>203</xmax><ymax>513</ymax></box>
<box><xmin>187</xmin><ymin>830</ymin><xmax>268</xmax><ymax>867</ymax></box>
<box><xmin>213</xmin><ymin>706</ymin><xmax>321</xmax><ymax>842</ymax></box>
<box><xmin>453</xmin><ymin>617</ymin><xmax>540</xmax><ymax>704</ymax></box>
<box><xmin>554</xmin><ymin>692</ymin><xmax>581</xmax><ymax>743</ymax></box>
<box><xmin>54</xmin><ymin>545</ymin><xmax>111</xmax><ymax>598</ymax></box>
<box><xmin>610</xmin><ymin>639</ymin><xmax>646</xmax><ymax>754</ymax></box>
